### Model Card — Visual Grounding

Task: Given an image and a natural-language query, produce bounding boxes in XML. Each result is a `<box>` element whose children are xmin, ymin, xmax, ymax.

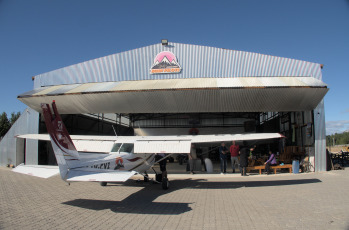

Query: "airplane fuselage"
<box><xmin>75</xmin><ymin>152</ymin><xmax>156</xmax><ymax>175</ymax></box>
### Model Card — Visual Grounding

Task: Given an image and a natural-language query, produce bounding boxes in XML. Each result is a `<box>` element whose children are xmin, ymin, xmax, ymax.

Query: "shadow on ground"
<box><xmin>62</xmin><ymin>178</ymin><xmax>321</xmax><ymax>215</ymax></box>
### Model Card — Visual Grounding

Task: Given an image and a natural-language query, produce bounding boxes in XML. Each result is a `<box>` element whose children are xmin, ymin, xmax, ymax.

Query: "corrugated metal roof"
<box><xmin>32</xmin><ymin>43</ymin><xmax>323</xmax><ymax>88</ymax></box>
<box><xmin>18</xmin><ymin>77</ymin><xmax>328</xmax><ymax>114</ymax></box>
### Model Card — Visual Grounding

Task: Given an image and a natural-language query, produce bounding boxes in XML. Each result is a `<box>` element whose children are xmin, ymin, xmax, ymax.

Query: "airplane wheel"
<box><xmin>144</xmin><ymin>176</ymin><xmax>149</xmax><ymax>182</ymax></box>
<box><xmin>162</xmin><ymin>177</ymin><xmax>169</xmax><ymax>190</ymax></box>
<box><xmin>100</xmin><ymin>182</ymin><xmax>107</xmax><ymax>186</ymax></box>
<box><xmin>156</xmin><ymin>174</ymin><xmax>162</xmax><ymax>182</ymax></box>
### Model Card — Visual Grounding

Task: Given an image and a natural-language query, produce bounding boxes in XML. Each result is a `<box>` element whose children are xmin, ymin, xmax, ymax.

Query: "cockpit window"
<box><xmin>119</xmin><ymin>143</ymin><xmax>134</xmax><ymax>153</ymax></box>
<box><xmin>111</xmin><ymin>143</ymin><xmax>122</xmax><ymax>152</ymax></box>
<box><xmin>110</xmin><ymin>143</ymin><xmax>134</xmax><ymax>153</ymax></box>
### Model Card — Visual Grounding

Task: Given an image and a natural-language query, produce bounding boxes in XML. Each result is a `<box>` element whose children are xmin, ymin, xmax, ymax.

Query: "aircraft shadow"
<box><xmin>62</xmin><ymin>178</ymin><xmax>321</xmax><ymax>215</ymax></box>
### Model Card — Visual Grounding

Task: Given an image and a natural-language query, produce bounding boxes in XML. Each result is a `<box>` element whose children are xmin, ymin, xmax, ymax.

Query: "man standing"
<box><xmin>239</xmin><ymin>142</ymin><xmax>254</xmax><ymax>176</ymax></box>
<box><xmin>229</xmin><ymin>141</ymin><xmax>239</xmax><ymax>173</ymax></box>
<box><xmin>188</xmin><ymin>144</ymin><xmax>197</xmax><ymax>174</ymax></box>
<box><xmin>219</xmin><ymin>142</ymin><xmax>228</xmax><ymax>174</ymax></box>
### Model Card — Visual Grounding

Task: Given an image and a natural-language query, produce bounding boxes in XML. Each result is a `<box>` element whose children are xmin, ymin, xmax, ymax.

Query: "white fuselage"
<box><xmin>74</xmin><ymin>151</ymin><xmax>156</xmax><ymax>175</ymax></box>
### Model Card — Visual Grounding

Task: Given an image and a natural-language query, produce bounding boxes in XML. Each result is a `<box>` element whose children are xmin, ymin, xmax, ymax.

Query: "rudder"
<box><xmin>41</xmin><ymin>101</ymin><xmax>80</xmax><ymax>180</ymax></box>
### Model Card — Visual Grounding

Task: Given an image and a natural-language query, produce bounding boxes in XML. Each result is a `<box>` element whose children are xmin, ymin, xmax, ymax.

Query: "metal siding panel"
<box><xmin>33</xmin><ymin>43</ymin><xmax>324</xmax><ymax>89</ymax></box>
<box><xmin>34</xmin><ymin>85</ymin><xmax>64</xmax><ymax>96</ymax></box>
<box><xmin>21</xmin><ymin>77</ymin><xmax>329</xmax><ymax>114</ymax></box>
<box><xmin>258</xmin><ymin>77</ymin><xmax>287</xmax><ymax>87</ymax></box>
<box><xmin>66</xmin><ymin>83</ymin><xmax>96</xmax><ymax>93</ymax></box>
<box><xmin>47</xmin><ymin>84</ymin><xmax>80</xmax><ymax>95</ymax></box>
<box><xmin>18</xmin><ymin>87</ymin><xmax>49</xmax><ymax>97</ymax></box>
<box><xmin>24</xmin><ymin>87</ymin><xmax>325</xmax><ymax>114</ymax></box>
<box><xmin>0</xmin><ymin>108</ymin><xmax>39</xmax><ymax>166</ymax></box>
<box><xmin>82</xmin><ymin>82</ymin><xmax>120</xmax><ymax>92</ymax></box>
<box><xmin>314</xmin><ymin>100</ymin><xmax>326</xmax><ymax>171</ymax></box>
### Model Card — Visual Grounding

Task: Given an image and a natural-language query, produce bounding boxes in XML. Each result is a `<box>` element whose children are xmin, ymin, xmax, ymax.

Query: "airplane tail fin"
<box><xmin>41</xmin><ymin>101</ymin><xmax>80</xmax><ymax>180</ymax></box>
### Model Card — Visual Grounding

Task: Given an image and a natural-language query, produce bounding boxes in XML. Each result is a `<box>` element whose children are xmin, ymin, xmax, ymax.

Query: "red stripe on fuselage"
<box><xmin>126</xmin><ymin>157</ymin><xmax>142</xmax><ymax>162</ymax></box>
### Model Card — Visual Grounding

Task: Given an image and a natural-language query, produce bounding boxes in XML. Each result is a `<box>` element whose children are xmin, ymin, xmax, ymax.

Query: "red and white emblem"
<box><xmin>150</xmin><ymin>51</ymin><xmax>181</xmax><ymax>74</ymax></box>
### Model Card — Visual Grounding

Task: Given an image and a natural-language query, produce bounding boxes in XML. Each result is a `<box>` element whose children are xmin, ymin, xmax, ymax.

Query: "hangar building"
<box><xmin>0</xmin><ymin>42</ymin><xmax>329</xmax><ymax>171</ymax></box>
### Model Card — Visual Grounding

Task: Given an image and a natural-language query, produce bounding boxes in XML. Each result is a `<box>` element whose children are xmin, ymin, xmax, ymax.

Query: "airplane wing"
<box><xmin>12</xmin><ymin>164</ymin><xmax>59</xmax><ymax>178</ymax></box>
<box><xmin>66</xmin><ymin>170</ymin><xmax>137</xmax><ymax>182</ymax></box>
<box><xmin>190</xmin><ymin>133</ymin><xmax>284</xmax><ymax>143</ymax></box>
<box><xmin>17</xmin><ymin>133</ymin><xmax>284</xmax><ymax>154</ymax></box>
<box><xmin>16</xmin><ymin>134</ymin><xmax>118</xmax><ymax>141</ymax></box>
<box><xmin>132</xmin><ymin>133</ymin><xmax>284</xmax><ymax>153</ymax></box>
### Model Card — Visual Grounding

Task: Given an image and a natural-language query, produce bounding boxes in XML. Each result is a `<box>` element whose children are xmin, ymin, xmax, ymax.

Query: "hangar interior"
<box><xmin>0</xmin><ymin>42</ymin><xmax>328</xmax><ymax>171</ymax></box>
<box><xmin>37</xmin><ymin>109</ymin><xmax>315</xmax><ymax>172</ymax></box>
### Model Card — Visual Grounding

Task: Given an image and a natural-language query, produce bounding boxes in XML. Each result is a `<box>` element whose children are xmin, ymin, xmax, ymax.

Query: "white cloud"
<box><xmin>326</xmin><ymin>120</ymin><xmax>349</xmax><ymax>135</ymax></box>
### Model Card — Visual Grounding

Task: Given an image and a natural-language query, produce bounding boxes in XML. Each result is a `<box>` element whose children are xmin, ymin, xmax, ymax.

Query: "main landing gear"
<box><xmin>161</xmin><ymin>176</ymin><xmax>169</xmax><ymax>190</ymax></box>
<box><xmin>100</xmin><ymin>182</ymin><xmax>107</xmax><ymax>186</ymax></box>
<box><xmin>143</xmin><ymin>172</ymin><xmax>149</xmax><ymax>182</ymax></box>
<box><xmin>152</xmin><ymin>168</ymin><xmax>169</xmax><ymax>190</ymax></box>
<box><xmin>100</xmin><ymin>171</ymin><xmax>169</xmax><ymax>190</ymax></box>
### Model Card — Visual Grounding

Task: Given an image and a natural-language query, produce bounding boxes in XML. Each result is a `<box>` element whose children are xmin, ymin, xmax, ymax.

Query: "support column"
<box><xmin>314</xmin><ymin>99</ymin><xmax>326</xmax><ymax>172</ymax></box>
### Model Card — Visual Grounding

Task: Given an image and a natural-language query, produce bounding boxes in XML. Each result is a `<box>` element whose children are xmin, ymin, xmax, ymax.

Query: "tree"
<box><xmin>0</xmin><ymin>112</ymin><xmax>10</xmax><ymax>138</ymax></box>
<box><xmin>326</xmin><ymin>132</ymin><xmax>349</xmax><ymax>146</ymax></box>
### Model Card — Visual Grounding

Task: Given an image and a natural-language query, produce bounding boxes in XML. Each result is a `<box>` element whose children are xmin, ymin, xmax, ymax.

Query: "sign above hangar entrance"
<box><xmin>150</xmin><ymin>51</ymin><xmax>182</xmax><ymax>74</ymax></box>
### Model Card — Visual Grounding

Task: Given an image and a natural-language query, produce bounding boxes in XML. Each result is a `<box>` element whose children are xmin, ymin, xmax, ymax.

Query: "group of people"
<box><xmin>186</xmin><ymin>142</ymin><xmax>277</xmax><ymax>175</ymax></box>
<box><xmin>218</xmin><ymin>141</ymin><xmax>251</xmax><ymax>176</ymax></box>
<box><xmin>219</xmin><ymin>141</ymin><xmax>277</xmax><ymax>176</ymax></box>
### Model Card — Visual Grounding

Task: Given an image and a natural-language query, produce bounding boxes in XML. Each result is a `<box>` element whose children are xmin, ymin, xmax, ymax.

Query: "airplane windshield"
<box><xmin>111</xmin><ymin>143</ymin><xmax>134</xmax><ymax>153</ymax></box>
<box><xmin>119</xmin><ymin>143</ymin><xmax>134</xmax><ymax>153</ymax></box>
<box><xmin>111</xmin><ymin>143</ymin><xmax>122</xmax><ymax>152</ymax></box>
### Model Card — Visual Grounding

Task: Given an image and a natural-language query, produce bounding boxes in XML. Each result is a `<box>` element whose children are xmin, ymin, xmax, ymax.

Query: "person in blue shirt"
<box><xmin>264</xmin><ymin>150</ymin><xmax>277</xmax><ymax>175</ymax></box>
<box><xmin>219</xmin><ymin>142</ymin><xmax>228</xmax><ymax>174</ymax></box>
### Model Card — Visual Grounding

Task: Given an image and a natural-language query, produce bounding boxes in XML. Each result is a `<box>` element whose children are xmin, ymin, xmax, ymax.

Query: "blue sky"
<box><xmin>0</xmin><ymin>0</ymin><xmax>348</xmax><ymax>135</ymax></box>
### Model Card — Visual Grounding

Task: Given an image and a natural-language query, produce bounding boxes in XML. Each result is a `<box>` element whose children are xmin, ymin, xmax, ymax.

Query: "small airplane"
<box><xmin>14</xmin><ymin>101</ymin><xmax>284</xmax><ymax>190</ymax></box>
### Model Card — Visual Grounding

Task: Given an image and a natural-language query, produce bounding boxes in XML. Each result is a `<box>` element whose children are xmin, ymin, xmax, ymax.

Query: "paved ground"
<box><xmin>1</xmin><ymin>167</ymin><xmax>349</xmax><ymax>230</ymax></box>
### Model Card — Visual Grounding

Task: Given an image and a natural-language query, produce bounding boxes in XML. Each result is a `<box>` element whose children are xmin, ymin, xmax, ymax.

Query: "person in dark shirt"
<box><xmin>219</xmin><ymin>142</ymin><xmax>228</xmax><ymax>174</ymax></box>
<box><xmin>239</xmin><ymin>142</ymin><xmax>254</xmax><ymax>176</ymax></box>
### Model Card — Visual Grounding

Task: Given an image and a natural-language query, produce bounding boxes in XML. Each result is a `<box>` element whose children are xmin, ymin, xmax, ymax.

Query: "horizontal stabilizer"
<box><xmin>67</xmin><ymin>170</ymin><xmax>136</xmax><ymax>182</ymax></box>
<box><xmin>16</xmin><ymin>134</ymin><xmax>115</xmax><ymax>153</ymax></box>
<box><xmin>16</xmin><ymin>134</ymin><xmax>118</xmax><ymax>141</ymax></box>
<box><xmin>12</xmin><ymin>164</ymin><xmax>59</xmax><ymax>178</ymax></box>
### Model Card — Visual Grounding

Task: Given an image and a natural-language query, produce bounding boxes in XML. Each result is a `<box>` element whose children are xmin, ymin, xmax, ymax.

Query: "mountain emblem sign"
<box><xmin>150</xmin><ymin>51</ymin><xmax>182</xmax><ymax>74</ymax></box>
